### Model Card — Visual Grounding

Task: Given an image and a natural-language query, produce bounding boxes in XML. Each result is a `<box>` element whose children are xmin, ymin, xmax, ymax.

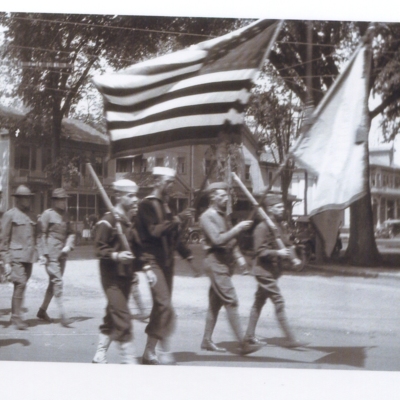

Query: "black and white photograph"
<box><xmin>0</xmin><ymin>1</ymin><xmax>399</xmax><ymax>398</ymax></box>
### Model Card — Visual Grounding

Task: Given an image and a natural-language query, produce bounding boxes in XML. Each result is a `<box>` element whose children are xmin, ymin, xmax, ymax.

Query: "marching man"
<box><xmin>244</xmin><ymin>193</ymin><xmax>307</xmax><ymax>348</ymax></box>
<box><xmin>37</xmin><ymin>188</ymin><xmax>75</xmax><ymax>327</ymax></box>
<box><xmin>199</xmin><ymin>182</ymin><xmax>262</xmax><ymax>355</ymax></box>
<box><xmin>136</xmin><ymin>167</ymin><xmax>193</xmax><ymax>365</ymax></box>
<box><xmin>1</xmin><ymin>185</ymin><xmax>41</xmax><ymax>330</ymax></box>
<box><xmin>92</xmin><ymin>179</ymin><xmax>156</xmax><ymax>364</ymax></box>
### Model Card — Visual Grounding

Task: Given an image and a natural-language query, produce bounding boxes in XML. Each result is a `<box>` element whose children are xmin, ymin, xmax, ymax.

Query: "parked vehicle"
<box><xmin>375</xmin><ymin>219</ymin><xmax>400</xmax><ymax>239</ymax></box>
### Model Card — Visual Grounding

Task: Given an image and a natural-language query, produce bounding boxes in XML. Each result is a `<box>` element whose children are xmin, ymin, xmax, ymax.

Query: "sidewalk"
<box><xmin>306</xmin><ymin>262</ymin><xmax>400</xmax><ymax>280</ymax></box>
<box><xmin>69</xmin><ymin>244</ymin><xmax>400</xmax><ymax>280</ymax></box>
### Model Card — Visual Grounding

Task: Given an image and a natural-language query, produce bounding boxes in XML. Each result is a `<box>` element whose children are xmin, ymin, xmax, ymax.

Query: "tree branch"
<box><xmin>369</xmin><ymin>92</ymin><xmax>400</xmax><ymax>120</ymax></box>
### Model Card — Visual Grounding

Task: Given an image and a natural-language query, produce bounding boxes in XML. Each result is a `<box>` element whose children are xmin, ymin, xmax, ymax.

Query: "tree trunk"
<box><xmin>345</xmin><ymin>192</ymin><xmax>381</xmax><ymax>266</ymax></box>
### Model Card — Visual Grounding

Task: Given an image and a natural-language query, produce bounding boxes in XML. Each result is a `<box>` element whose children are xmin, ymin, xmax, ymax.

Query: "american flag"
<box><xmin>93</xmin><ymin>19</ymin><xmax>283</xmax><ymax>158</ymax></box>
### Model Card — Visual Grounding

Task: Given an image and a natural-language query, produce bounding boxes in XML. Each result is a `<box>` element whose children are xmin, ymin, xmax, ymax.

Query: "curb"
<box><xmin>307</xmin><ymin>264</ymin><xmax>400</xmax><ymax>280</ymax></box>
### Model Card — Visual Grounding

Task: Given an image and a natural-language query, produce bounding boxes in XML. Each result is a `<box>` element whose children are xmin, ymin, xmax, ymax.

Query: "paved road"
<box><xmin>1</xmin><ymin>250</ymin><xmax>400</xmax><ymax>371</ymax></box>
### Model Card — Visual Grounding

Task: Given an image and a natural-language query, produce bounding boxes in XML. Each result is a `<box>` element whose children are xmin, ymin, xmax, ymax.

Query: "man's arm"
<box><xmin>39</xmin><ymin>211</ymin><xmax>50</xmax><ymax>258</ymax></box>
<box><xmin>0</xmin><ymin>212</ymin><xmax>13</xmax><ymax>264</ymax></box>
<box><xmin>200</xmin><ymin>211</ymin><xmax>252</xmax><ymax>247</ymax></box>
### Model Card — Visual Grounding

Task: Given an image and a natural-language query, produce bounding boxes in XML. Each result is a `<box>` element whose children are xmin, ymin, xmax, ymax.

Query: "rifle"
<box><xmin>231</xmin><ymin>172</ymin><xmax>301</xmax><ymax>268</ymax></box>
<box><xmin>86</xmin><ymin>163</ymin><xmax>131</xmax><ymax>253</ymax></box>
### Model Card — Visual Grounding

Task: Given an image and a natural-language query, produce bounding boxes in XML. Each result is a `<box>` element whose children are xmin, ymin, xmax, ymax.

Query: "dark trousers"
<box><xmin>100</xmin><ymin>268</ymin><xmax>132</xmax><ymax>343</ymax></box>
<box><xmin>145</xmin><ymin>263</ymin><xmax>175</xmax><ymax>341</ymax></box>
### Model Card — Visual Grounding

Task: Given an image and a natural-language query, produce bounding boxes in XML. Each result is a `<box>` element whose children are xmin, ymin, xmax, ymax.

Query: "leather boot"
<box><xmin>119</xmin><ymin>340</ymin><xmax>139</xmax><ymax>364</ymax></box>
<box><xmin>244</xmin><ymin>304</ymin><xmax>264</xmax><ymax>345</ymax></box>
<box><xmin>278</xmin><ymin>315</ymin><xmax>308</xmax><ymax>348</ymax></box>
<box><xmin>142</xmin><ymin>336</ymin><xmax>160</xmax><ymax>365</ymax></box>
<box><xmin>11</xmin><ymin>296</ymin><xmax>27</xmax><ymax>330</ymax></box>
<box><xmin>37</xmin><ymin>307</ymin><xmax>53</xmax><ymax>323</ymax></box>
<box><xmin>92</xmin><ymin>333</ymin><xmax>112</xmax><ymax>364</ymax></box>
<box><xmin>55</xmin><ymin>296</ymin><xmax>73</xmax><ymax>327</ymax></box>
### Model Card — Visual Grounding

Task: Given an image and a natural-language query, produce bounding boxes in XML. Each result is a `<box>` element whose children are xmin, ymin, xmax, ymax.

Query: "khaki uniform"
<box><xmin>199</xmin><ymin>206</ymin><xmax>247</xmax><ymax>345</ymax></box>
<box><xmin>0</xmin><ymin>207</ymin><xmax>41</xmax><ymax>324</ymax></box>
<box><xmin>40</xmin><ymin>208</ymin><xmax>75</xmax><ymax>303</ymax></box>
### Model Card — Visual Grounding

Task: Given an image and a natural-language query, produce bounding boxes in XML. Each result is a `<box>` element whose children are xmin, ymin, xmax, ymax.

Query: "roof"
<box><xmin>259</xmin><ymin>147</ymin><xmax>280</xmax><ymax>164</ymax></box>
<box><xmin>0</xmin><ymin>104</ymin><xmax>108</xmax><ymax>146</ymax></box>
<box><xmin>62</xmin><ymin>119</ymin><xmax>109</xmax><ymax>146</ymax></box>
<box><xmin>0</xmin><ymin>104</ymin><xmax>25</xmax><ymax>119</ymax></box>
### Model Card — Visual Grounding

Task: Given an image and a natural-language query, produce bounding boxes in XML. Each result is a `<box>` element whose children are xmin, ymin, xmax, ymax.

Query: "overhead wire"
<box><xmin>11</xmin><ymin>15</ymin><xmax>217</xmax><ymax>38</ymax></box>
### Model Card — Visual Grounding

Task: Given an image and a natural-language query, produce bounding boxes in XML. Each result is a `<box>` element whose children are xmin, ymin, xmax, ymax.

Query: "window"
<box><xmin>155</xmin><ymin>157</ymin><xmax>164</xmax><ymax>167</ymax></box>
<box><xmin>14</xmin><ymin>145</ymin><xmax>30</xmax><ymax>170</ymax></box>
<box><xmin>93</xmin><ymin>156</ymin><xmax>103</xmax><ymax>176</ymax></box>
<box><xmin>245</xmin><ymin>164</ymin><xmax>251</xmax><ymax>181</ymax></box>
<box><xmin>42</xmin><ymin>148</ymin><xmax>52</xmax><ymax>171</ymax></box>
<box><xmin>177</xmin><ymin>157</ymin><xmax>186</xmax><ymax>174</ymax></box>
<box><xmin>141</xmin><ymin>158</ymin><xmax>148</xmax><ymax>173</ymax></box>
<box><xmin>382</xmin><ymin>174</ymin><xmax>388</xmax><ymax>187</ymax></box>
<box><xmin>116</xmin><ymin>158</ymin><xmax>132</xmax><ymax>173</ymax></box>
<box><xmin>371</xmin><ymin>174</ymin><xmax>376</xmax><ymax>187</ymax></box>
<box><xmin>395</xmin><ymin>176</ymin><xmax>400</xmax><ymax>188</ymax></box>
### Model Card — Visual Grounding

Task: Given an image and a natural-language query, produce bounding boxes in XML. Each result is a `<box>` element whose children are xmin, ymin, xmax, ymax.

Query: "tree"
<box><xmin>247</xmin><ymin>64</ymin><xmax>303</xmax><ymax>220</ymax></box>
<box><xmin>250</xmin><ymin>20</ymin><xmax>400</xmax><ymax>265</ymax></box>
<box><xmin>0</xmin><ymin>12</ymin><xmax>239</xmax><ymax>186</ymax></box>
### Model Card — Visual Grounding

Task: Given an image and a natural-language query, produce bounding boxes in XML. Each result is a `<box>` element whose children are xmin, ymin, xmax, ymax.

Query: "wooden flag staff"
<box><xmin>232</xmin><ymin>172</ymin><xmax>302</xmax><ymax>268</ymax></box>
<box><xmin>86</xmin><ymin>162</ymin><xmax>131</xmax><ymax>252</ymax></box>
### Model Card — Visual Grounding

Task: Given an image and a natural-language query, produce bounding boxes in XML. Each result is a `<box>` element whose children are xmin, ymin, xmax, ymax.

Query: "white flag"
<box><xmin>292</xmin><ymin>44</ymin><xmax>371</xmax><ymax>256</ymax></box>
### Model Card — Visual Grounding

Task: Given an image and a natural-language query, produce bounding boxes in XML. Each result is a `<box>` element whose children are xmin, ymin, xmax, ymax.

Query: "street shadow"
<box><xmin>0</xmin><ymin>338</ymin><xmax>30</xmax><ymax>348</ymax></box>
<box><xmin>0</xmin><ymin>320</ymin><xmax>11</xmax><ymax>328</ymax></box>
<box><xmin>23</xmin><ymin>315</ymin><xmax>93</xmax><ymax>328</ymax></box>
<box><xmin>311</xmin><ymin>345</ymin><xmax>371</xmax><ymax>368</ymax></box>
<box><xmin>174</xmin><ymin>340</ymin><xmax>372</xmax><ymax>368</ymax></box>
<box><xmin>174</xmin><ymin>350</ymin><xmax>306</xmax><ymax>365</ymax></box>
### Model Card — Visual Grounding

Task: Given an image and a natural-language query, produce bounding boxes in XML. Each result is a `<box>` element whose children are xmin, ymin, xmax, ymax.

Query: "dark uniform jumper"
<box><xmin>136</xmin><ymin>195</ymin><xmax>192</xmax><ymax>342</ymax></box>
<box><xmin>95</xmin><ymin>211</ymin><xmax>142</xmax><ymax>342</ymax></box>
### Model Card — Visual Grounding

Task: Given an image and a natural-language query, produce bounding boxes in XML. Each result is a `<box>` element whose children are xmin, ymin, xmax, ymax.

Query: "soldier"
<box><xmin>136</xmin><ymin>166</ymin><xmax>193</xmax><ymax>365</ymax></box>
<box><xmin>92</xmin><ymin>179</ymin><xmax>156</xmax><ymax>364</ymax></box>
<box><xmin>0</xmin><ymin>185</ymin><xmax>40</xmax><ymax>330</ymax></box>
<box><xmin>199</xmin><ymin>182</ymin><xmax>262</xmax><ymax>355</ymax></box>
<box><xmin>243</xmin><ymin>193</ymin><xmax>307</xmax><ymax>348</ymax></box>
<box><xmin>37</xmin><ymin>188</ymin><xmax>75</xmax><ymax>327</ymax></box>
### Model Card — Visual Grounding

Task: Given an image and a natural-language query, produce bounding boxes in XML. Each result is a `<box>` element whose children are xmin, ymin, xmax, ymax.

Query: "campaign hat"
<box><xmin>112</xmin><ymin>179</ymin><xmax>139</xmax><ymax>193</ymax></box>
<box><xmin>152</xmin><ymin>167</ymin><xmax>176</xmax><ymax>177</ymax></box>
<box><xmin>51</xmin><ymin>188</ymin><xmax>69</xmax><ymax>199</ymax></box>
<box><xmin>12</xmin><ymin>185</ymin><xmax>34</xmax><ymax>197</ymax></box>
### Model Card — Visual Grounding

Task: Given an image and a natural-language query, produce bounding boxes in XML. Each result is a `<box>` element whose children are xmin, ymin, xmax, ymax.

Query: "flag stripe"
<box><xmin>104</xmin><ymin>69</ymin><xmax>255</xmax><ymax>110</ymax></box>
<box><xmin>111</xmin><ymin>125</ymin><xmax>223</xmax><ymax>158</ymax></box>
<box><xmin>108</xmin><ymin>101</ymin><xmax>246</xmax><ymax>131</ymax></box>
<box><xmin>93</xmin><ymin>19</ymin><xmax>282</xmax><ymax>157</ymax></box>
<box><xmin>105</xmin><ymin>82</ymin><xmax>251</xmax><ymax>116</ymax></box>
<box><xmin>110</xmin><ymin>110</ymin><xmax>244</xmax><ymax>141</ymax></box>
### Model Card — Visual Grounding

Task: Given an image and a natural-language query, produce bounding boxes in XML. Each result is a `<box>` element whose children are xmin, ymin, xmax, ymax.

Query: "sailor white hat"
<box><xmin>152</xmin><ymin>166</ymin><xmax>176</xmax><ymax>177</ymax></box>
<box><xmin>112</xmin><ymin>179</ymin><xmax>138</xmax><ymax>193</ymax></box>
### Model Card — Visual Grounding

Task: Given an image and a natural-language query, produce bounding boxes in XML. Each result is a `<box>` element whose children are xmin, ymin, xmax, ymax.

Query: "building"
<box><xmin>1</xmin><ymin>104</ymin><xmax>275</xmax><ymax>229</ymax></box>
<box><xmin>290</xmin><ymin>144</ymin><xmax>400</xmax><ymax>229</ymax></box>
<box><xmin>0</xmin><ymin>105</ymin><xmax>110</xmax><ymax>232</ymax></box>
<box><xmin>110</xmin><ymin>125</ymin><xmax>270</xmax><ymax>221</ymax></box>
<box><xmin>369</xmin><ymin>145</ymin><xmax>400</xmax><ymax>227</ymax></box>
